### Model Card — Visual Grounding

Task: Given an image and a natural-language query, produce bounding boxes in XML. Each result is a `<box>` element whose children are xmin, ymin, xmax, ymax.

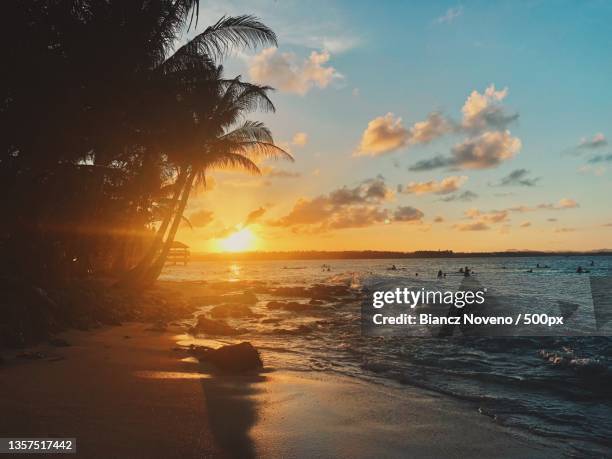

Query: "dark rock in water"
<box><xmin>195</xmin><ymin>342</ymin><xmax>263</xmax><ymax>372</ymax></box>
<box><xmin>49</xmin><ymin>337</ymin><xmax>71</xmax><ymax>347</ymax></box>
<box><xmin>309</xmin><ymin>299</ymin><xmax>325</xmax><ymax>306</ymax></box>
<box><xmin>261</xmin><ymin>318</ymin><xmax>282</xmax><ymax>324</ymax></box>
<box><xmin>189</xmin><ymin>316</ymin><xmax>244</xmax><ymax>336</ymax></box>
<box><xmin>192</xmin><ymin>291</ymin><xmax>258</xmax><ymax>306</ymax></box>
<box><xmin>209</xmin><ymin>303</ymin><xmax>256</xmax><ymax>319</ymax></box>
<box><xmin>16</xmin><ymin>351</ymin><xmax>45</xmax><ymax>360</ymax></box>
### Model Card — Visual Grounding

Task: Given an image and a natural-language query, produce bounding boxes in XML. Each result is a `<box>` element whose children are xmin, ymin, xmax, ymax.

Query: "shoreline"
<box><xmin>0</xmin><ymin>319</ymin><xmax>561</xmax><ymax>458</ymax></box>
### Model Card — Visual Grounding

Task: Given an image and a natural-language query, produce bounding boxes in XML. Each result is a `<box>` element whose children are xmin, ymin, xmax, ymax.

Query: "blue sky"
<box><xmin>180</xmin><ymin>0</ymin><xmax>612</xmax><ymax>252</ymax></box>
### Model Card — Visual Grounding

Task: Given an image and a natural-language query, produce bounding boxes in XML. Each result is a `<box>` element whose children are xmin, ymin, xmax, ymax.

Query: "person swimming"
<box><xmin>526</xmin><ymin>268</ymin><xmax>533</xmax><ymax>273</ymax></box>
<box><xmin>437</xmin><ymin>270</ymin><xmax>443</xmax><ymax>278</ymax></box>
<box><xmin>576</xmin><ymin>266</ymin><xmax>583</xmax><ymax>273</ymax></box>
<box><xmin>389</xmin><ymin>264</ymin><xmax>397</xmax><ymax>271</ymax></box>
<box><xmin>463</xmin><ymin>266</ymin><xmax>471</xmax><ymax>277</ymax></box>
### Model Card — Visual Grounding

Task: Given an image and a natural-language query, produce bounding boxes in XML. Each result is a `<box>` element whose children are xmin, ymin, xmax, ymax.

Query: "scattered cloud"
<box><xmin>269</xmin><ymin>177</ymin><xmax>422</xmax><ymax>232</ymax></box>
<box><xmin>210</xmin><ymin>206</ymin><xmax>268</xmax><ymax>240</ymax></box>
<box><xmin>434</xmin><ymin>6</ymin><xmax>463</xmax><ymax>24</ymax></box>
<box><xmin>440</xmin><ymin>190</ymin><xmax>478</xmax><ymax>202</ymax></box>
<box><xmin>520</xmin><ymin>221</ymin><xmax>531</xmax><ymax>228</ymax></box>
<box><xmin>244</xmin><ymin>207</ymin><xmax>267</xmax><ymax>226</ymax></box>
<box><xmin>406</xmin><ymin>85</ymin><xmax>521</xmax><ymax>170</ymax></box>
<box><xmin>401</xmin><ymin>175</ymin><xmax>468</xmax><ymax>195</ymax></box>
<box><xmin>434</xmin><ymin>216</ymin><xmax>445</xmax><ymax>223</ymax></box>
<box><xmin>545</xmin><ymin>198</ymin><xmax>579</xmax><ymax>210</ymax></box>
<box><xmin>555</xmin><ymin>227</ymin><xmax>576</xmax><ymax>233</ymax></box>
<box><xmin>249</xmin><ymin>48</ymin><xmax>342</xmax><ymax>95</ymax></box>
<box><xmin>462</xmin><ymin>84</ymin><xmax>518</xmax><ymax>132</ymax></box>
<box><xmin>587</xmin><ymin>153</ymin><xmax>612</xmax><ymax>163</ymax></box>
<box><xmin>393</xmin><ymin>206</ymin><xmax>425</xmax><ymax>222</ymax></box>
<box><xmin>578</xmin><ymin>164</ymin><xmax>606</xmax><ymax>176</ymax></box>
<box><xmin>547</xmin><ymin>218</ymin><xmax>558</xmax><ymax>222</ymax></box>
<box><xmin>465</xmin><ymin>208</ymin><xmax>509</xmax><ymax>224</ymax></box>
<box><xmin>352</xmin><ymin>88</ymin><xmax>360</xmax><ymax>97</ymax></box>
<box><xmin>450</xmin><ymin>130</ymin><xmax>522</xmax><ymax>169</ymax></box>
<box><xmin>355</xmin><ymin>113</ymin><xmax>409</xmax><ymax>156</ymax></box>
<box><xmin>188</xmin><ymin>209</ymin><xmax>215</xmax><ymax>228</ymax></box>
<box><xmin>262</xmin><ymin>166</ymin><xmax>302</xmax><ymax>178</ymax></box>
<box><xmin>495</xmin><ymin>168</ymin><xmax>540</xmax><ymax>186</ymax></box>
<box><xmin>355</xmin><ymin>112</ymin><xmax>453</xmax><ymax>157</ymax></box>
<box><xmin>409</xmin><ymin>112</ymin><xmax>454</xmax><ymax>144</ymax></box>
<box><xmin>557</xmin><ymin>198</ymin><xmax>579</xmax><ymax>209</ymax></box>
<box><xmin>411</xmin><ymin>131</ymin><xmax>521</xmax><ymax>171</ymax></box>
<box><xmin>578</xmin><ymin>133</ymin><xmax>607</xmax><ymax>149</ymax></box>
<box><xmin>454</xmin><ymin>221</ymin><xmax>490</xmax><ymax>231</ymax></box>
<box><xmin>408</xmin><ymin>155</ymin><xmax>449</xmax><ymax>172</ymax></box>
<box><xmin>292</xmin><ymin>132</ymin><xmax>309</xmax><ymax>147</ymax></box>
<box><xmin>508</xmin><ymin>198</ymin><xmax>579</xmax><ymax>213</ymax></box>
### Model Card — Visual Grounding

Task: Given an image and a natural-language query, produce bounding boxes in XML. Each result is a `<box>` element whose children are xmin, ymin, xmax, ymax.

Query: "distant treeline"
<box><xmin>192</xmin><ymin>250</ymin><xmax>612</xmax><ymax>261</ymax></box>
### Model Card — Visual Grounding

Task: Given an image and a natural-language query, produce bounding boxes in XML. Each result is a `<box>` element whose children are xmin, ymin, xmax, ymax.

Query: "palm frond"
<box><xmin>220</xmin><ymin>121</ymin><xmax>274</xmax><ymax>143</ymax></box>
<box><xmin>230</xmin><ymin>141</ymin><xmax>294</xmax><ymax>162</ymax></box>
<box><xmin>165</xmin><ymin>15</ymin><xmax>277</xmax><ymax>64</ymax></box>
<box><xmin>201</xmin><ymin>152</ymin><xmax>261</xmax><ymax>174</ymax></box>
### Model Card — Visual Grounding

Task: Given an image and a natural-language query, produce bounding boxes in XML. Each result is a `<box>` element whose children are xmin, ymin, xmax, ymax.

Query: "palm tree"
<box><xmin>117</xmin><ymin>11</ymin><xmax>284</xmax><ymax>286</ymax></box>
<box><xmin>2</xmin><ymin>2</ymin><xmax>284</xmax><ymax>283</ymax></box>
<box><xmin>131</xmin><ymin>71</ymin><xmax>293</xmax><ymax>286</ymax></box>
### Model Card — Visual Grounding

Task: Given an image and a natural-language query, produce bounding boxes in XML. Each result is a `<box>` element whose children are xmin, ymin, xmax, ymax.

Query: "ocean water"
<box><xmin>161</xmin><ymin>256</ymin><xmax>612</xmax><ymax>456</ymax></box>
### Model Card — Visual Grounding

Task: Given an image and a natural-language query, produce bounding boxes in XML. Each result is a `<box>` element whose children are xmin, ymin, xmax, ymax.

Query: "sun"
<box><xmin>218</xmin><ymin>228</ymin><xmax>255</xmax><ymax>252</ymax></box>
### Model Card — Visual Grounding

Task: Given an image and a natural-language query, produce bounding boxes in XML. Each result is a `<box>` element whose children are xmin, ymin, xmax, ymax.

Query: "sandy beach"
<box><xmin>0</xmin><ymin>319</ymin><xmax>560</xmax><ymax>458</ymax></box>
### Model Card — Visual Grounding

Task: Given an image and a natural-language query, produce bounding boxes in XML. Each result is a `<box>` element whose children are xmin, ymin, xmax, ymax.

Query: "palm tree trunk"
<box><xmin>116</xmin><ymin>168</ymin><xmax>188</xmax><ymax>286</ymax></box>
<box><xmin>141</xmin><ymin>169</ymin><xmax>196</xmax><ymax>285</ymax></box>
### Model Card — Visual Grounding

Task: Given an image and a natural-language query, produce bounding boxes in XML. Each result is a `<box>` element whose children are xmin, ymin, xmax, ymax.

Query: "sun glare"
<box><xmin>218</xmin><ymin>228</ymin><xmax>255</xmax><ymax>252</ymax></box>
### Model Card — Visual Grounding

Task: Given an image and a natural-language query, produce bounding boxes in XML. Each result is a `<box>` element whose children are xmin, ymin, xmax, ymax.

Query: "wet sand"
<box><xmin>0</xmin><ymin>321</ymin><xmax>560</xmax><ymax>458</ymax></box>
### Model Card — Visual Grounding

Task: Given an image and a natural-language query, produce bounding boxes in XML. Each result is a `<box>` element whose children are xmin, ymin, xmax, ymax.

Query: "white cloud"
<box><xmin>451</xmin><ymin>130</ymin><xmax>522</xmax><ymax>169</ymax></box>
<box><xmin>292</xmin><ymin>132</ymin><xmax>308</xmax><ymax>147</ymax></box>
<box><xmin>556</xmin><ymin>198</ymin><xmax>579</xmax><ymax>209</ymax></box>
<box><xmin>401</xmin><ymin>176</ymin><xmax>468</xmax><ymax>195</ymax></box>
<box><xmin>578</xmin><ymin>132</ymin><xmax>607</xmax><ymax>149</ymax></box>
<box><xmin>355</xmin><ymin>112</ymin><xmax>452</xmax><ymax>157</ymax></box>
<box><xmin>355</xmin><ymin>113</ymin><xmax>409</xmax><ymax>156</ymax></box>
<box><xmin>248</xmin><ymin>48</ymin><xmax>342</xmax><ymax>95</ymax></box>
<box><xmin>462</xmin><ymin>84</ymin><xmax>517</xmax><ymax>131</ymax></box>
<box><xmin>434</xmin><ymin>6</ymin><xmax>463</xmax><ymax>24</ymax></box>
<box><xmin>409</xmin><ymin>112</ymin><xmax>454</xmax><ymax>144</ymax></box>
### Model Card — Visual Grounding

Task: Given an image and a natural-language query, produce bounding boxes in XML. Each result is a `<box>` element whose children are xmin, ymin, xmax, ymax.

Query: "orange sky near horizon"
<box><xmin>173</xmin><ymin>2</ymin><xmax>612</xmax><ymax>254</ymax></box>
<box><xmin>176</xmin><ymin>170</ymin><xmax>612</xmax><ymax>254</ymax></box>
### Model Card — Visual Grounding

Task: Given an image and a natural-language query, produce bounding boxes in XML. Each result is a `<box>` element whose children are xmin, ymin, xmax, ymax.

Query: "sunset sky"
<box><xmin>179</xmin><ymin>0</ymin><xmax>612</xmax><ymax>253</ymax></box>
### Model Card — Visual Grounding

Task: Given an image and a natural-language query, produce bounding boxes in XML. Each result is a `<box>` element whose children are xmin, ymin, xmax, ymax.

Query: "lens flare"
<box><xmin>218</xmin><ymin>228</ymin><xmax>254</xmax><ymax>252</ymax></box>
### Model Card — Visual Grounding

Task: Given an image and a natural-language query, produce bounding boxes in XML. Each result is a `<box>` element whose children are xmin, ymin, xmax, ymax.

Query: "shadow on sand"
<box><xmin>199</xmin><ymin>365</ymin><xmax>268</xmax><ymax>458</ymax></box>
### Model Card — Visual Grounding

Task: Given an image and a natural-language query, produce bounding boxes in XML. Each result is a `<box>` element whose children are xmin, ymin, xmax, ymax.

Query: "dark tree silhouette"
<box><xmin>0</xmin><ymin>1</ymin><xmax>290</xmax><ymax>286</ymax></box>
